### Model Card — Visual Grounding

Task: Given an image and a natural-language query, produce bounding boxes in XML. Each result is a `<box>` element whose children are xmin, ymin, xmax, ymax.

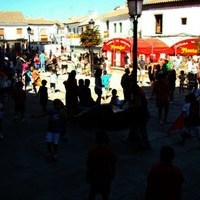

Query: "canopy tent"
<box><xmin>102</xmin><ymin>37</ymin><xmax>171</xmax><ymax>67</ymax></box>
<box><xmin>102</xmin><ymin>37</ymin><xmax>171</xmax><ymax>55</ymax></box>
<box><xmin>170</xmin><ymin>38</ymin><xmax>200</xmax><ymax>56</ymax></box>
<box><xmin>144</xmin><ymin>38</ymin><xmax>172</xmax><ymax>55</ymax></box>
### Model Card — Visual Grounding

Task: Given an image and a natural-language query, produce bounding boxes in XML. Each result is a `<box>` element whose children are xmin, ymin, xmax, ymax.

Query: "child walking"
<box><xmin>46</xmin><ymin>99</ymin><xmax>68</xmax><ymax>160</ymax></box>
<box><xmin>33</xmin><ymin>99</ymin><xmax>68</xmax><ymax>161</ymax></box>
<box><xmin>49</xmin><ymin>69</ymin><xmax>57</xmax><ymax>93</ymax></box>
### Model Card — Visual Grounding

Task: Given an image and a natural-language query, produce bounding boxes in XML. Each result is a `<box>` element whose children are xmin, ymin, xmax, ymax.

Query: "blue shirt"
<box><xmin>101</xmin><ymin>74</ymin><xmax>111</xmax><ymax>89</ymax></box>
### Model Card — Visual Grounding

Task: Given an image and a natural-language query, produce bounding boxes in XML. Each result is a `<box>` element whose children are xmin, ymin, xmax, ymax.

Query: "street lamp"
<box><xmin>88</xmin><ymin>19</ymin><xmax>95</xmax><ymax>76</ymax></box>
<box><xmin>127</xmin><ymin>0</ymin><xmax>143</xmax><ymax>85</ymax></box>
<box><xmin>27</xmin><ymin>26</ymin><xmax>31</xmax><ymax>53</ymax></box>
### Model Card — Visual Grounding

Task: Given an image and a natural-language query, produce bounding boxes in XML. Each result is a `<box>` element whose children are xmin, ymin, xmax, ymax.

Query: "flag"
<box><xmin>167</xmin><ymin>112</ymin><xmax>184</xmax><ymax>133</ymax></box>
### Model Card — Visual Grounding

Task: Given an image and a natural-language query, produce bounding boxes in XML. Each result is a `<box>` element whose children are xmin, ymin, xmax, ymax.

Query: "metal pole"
<box><xmin>28</xmin><ymin>34</ymin><xmax>31</xmax><ymax>53</ymax></box>
<box><xmin>132</xmin><ymin>16</ymin><xmax>138</xmax><ymax>86</ymax></box>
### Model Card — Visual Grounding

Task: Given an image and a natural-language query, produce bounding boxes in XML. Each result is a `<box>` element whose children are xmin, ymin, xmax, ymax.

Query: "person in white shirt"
<box><xmin>50</xmin><ymin>69</ymin><xmax>57</xmax><ymax>93</ymax></box>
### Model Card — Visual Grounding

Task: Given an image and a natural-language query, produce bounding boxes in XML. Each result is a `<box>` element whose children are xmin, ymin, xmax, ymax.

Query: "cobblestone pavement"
<box><xmin>0</xmin><ymin>71</ymin><xmax>200</xmax><ymax>200</ymax></box>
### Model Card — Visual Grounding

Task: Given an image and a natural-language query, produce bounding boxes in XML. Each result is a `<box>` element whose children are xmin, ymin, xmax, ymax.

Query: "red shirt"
<box><xmin>146</xmin><ymin>161</ymin><xmax>185</xmax><ymax>200</ymax></box>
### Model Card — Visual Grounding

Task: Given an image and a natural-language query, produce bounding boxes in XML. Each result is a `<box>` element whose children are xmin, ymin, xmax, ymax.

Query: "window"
<box><xmin>114</xmin><ymin>23</ymin><xmax>117</xmax><ymax>33</ymax></box>
<box><xmin>119</xmin><ymin>22</ymin><xmax>122</xmax><ymax>33</ymax></box>
<box><xmin>0</xmin><ymin>28</ymin><xmax>4</xmax><ymax>36</ymax></box>
<box><xmin>155</xmin><ymin>14</ymin><xmax>163</xmax><ymax>34</ymax></box>
<box><xmin>181</xmin><ymin>17</ymin><xmax>187</xmax><ymax>25</ymax></box>
<box><xmin>16</xmin><ymin>28</ymin><xmax>22</xmax><ymax>35</ymax></box>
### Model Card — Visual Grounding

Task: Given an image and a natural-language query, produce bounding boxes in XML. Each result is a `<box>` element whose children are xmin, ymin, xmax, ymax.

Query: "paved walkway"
<box><xmin>0</xmin><ymin>71</ymin><xmax>200</xmax><ymax>200</ymax></box>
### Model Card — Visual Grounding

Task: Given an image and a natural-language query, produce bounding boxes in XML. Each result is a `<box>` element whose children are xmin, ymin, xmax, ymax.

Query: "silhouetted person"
<box><xmin>145</xmin><ymin>145</ymin><xmax>184</xmax><ymax>200</ymax></box>
<box><xmin>63</xmin><ymin>70</ymin><xmax>78</xmax><ymax>117</ymax></box>
<box><xmin>127</xmin><ymin>84</ymin><xmax>151</xmax><ymax>150</ymax></box>
<box><xmin>94</xmin><ymin>68</ymin><xmax>104</xmax><ymax>105</ymax></box>
<box><xmin>86</xmin><ymin>131</ymin><xmax>117</xmax><ymax>200</ymax></box>
<box><xmin>80</xmin><ymin>79</ymin><xmax>96</xmax><ymax>108</ymax></box>
<box><xmin>151</xmin><ymin>73</ymin><xmax>170</xmax><ymax>125</ymax></box>
<box><xmin>121</xmin><ymin>68</ymin><xmax>131</xmax><ymax>104</ymax></box>
<box><xmin>37</xmin><ymin>79</ymin><xmax>48</xmax><ymax>113</ymax></box>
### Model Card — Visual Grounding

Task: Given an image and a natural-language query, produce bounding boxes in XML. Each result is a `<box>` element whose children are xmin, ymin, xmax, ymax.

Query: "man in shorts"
<box><xmin>138</xmin><ymin>55</ymin><xmax>146</xmax><ymax>85</ymax></box>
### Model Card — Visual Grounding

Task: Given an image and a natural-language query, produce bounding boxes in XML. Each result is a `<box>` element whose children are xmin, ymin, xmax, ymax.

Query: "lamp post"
<box><xmin>27</xmin><ymin>26</ymin><xmax>31</xmax><ymax>53</ymax></box>
<box><xmin>127</xmin><ymin>0</ymin><xmax>143</xmax><ymax>86</ymax></box>
<box><xmin>88</xmin><ymin>19</ymin><xmax>95</xmax><ymax>76</ymax></box>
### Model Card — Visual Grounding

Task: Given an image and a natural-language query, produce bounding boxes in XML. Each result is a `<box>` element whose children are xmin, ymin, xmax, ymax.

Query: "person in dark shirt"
<box><xmin>13</xmin><ymin>81</ymin><xmax>26</xmax><ymax>121</ymax></box>
<box><xmin>86</xmin><ymin>131</ymin><xmax>117</xmax><ymax>200</ymax></box>
<box><xmin>37</xmin><ymin>79</ymin><xmax>48</xmax><ymax>113</ymax></box>
<box><xmin>145</xmin><ymin>145</ymin><xmax>185</xmax><ymax>200</ymax></box>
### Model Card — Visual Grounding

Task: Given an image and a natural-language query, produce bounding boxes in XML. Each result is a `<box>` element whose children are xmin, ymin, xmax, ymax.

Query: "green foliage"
<box><xmin>80</xmin><ymin>26</ymin><xmax>102</xmax><ymax>49</ymax></box>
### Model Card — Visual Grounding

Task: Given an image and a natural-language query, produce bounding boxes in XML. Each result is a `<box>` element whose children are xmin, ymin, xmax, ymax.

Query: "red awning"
<box><xmin>170</xmin><ymin>38</ymin><xmax>200</xmax><ymax>56</ymax></box>
<box><xmin>102</xmin><ymin>38</ymin><xmax>131</xmax><ymax>52</ymax></box>
<box><xmin>102</xmin><ymin>37</ymin><xmax>171</xmax><ymax>55</ymax></box>
<box><xmin>144</xmin><ymin>38</ymin><xmax>172</xmax><ymax>54</ymax></box>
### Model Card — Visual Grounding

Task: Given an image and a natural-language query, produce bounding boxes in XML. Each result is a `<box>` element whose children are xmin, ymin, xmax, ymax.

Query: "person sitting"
<box><xmin>77</xmin><ymin>79</ymin><xmax>97</xmax><ymax>110</ymax></box>
<box><xmin>109</xmin><ymin>89</ymin><xmax>125</xmax><ymax>113</ymax></box>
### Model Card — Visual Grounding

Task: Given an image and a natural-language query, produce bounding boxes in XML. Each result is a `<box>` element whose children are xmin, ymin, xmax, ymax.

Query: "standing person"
<box><xmin>39</xmin><ymin>50</ymin><xmax>46</xmax><ymax>72</ymax></box>
<box><xmin>94</xmin><ymin>68</ymin><xmax>104</xmax><ymax>105</ymax></box>
<box><xmin>86</xmin><ymin>130</ymin><xmax>117</xmax><ymax>200</ymax></box>
<box><xmin>37</xmin><ymin>79</ymin><xmax>48</xmax><ymax>114</ymax></box>
<box><xmin>151</xmin><ymin>73</ymin><xmax>170</xmax><ymax>125</ymax></box>
<box><xmin>63</xmin><ymin>70</ymin><xmax>78</xmax><ymax>117</ymax></box>
<box><xmin>31</xmin><ymin>65</ymin><xmax>41</xmax><ymax>94</ymax></box>
<box><xmin>12</xmin><ymin>81</ymin><xmax>26</xmax><ymax>121</ymax></box>
<box><xmin>145</xmin><ymin>145</ymin><xmax>185</xmax><ymax>200</ymax></box>
<box><xmin>33</xmin><ymin>99</ymin><xmax>68</xmax><ymax>161</ymax></box>
<box><xmin>22</xmin><ymin>67</ymin><xmax>31</xmax><ymax>91</ymax></box>
<box><xmin>33</xmin><ymin>53</ymin><xmax>40</xmax><ymax>70</ymax></box>
<box><xmin>127</xmin><ymin>84</ymin><xmax>151</xmax><ymax>150</ymax></box>
<box><xmin>15</xmin><ymin>54</ymin><xmax>23</xmax><ymax>80</ymax></box>
<box><xmin>124</xmin><ymin>53</ymin><xmax>129</xmax><ymax>67</ymax></box>
<box><xmin>101</xmin><ymin>70</ymin><xmax>111</xmax><ymax>100</ymax></box>
<box><xmin>77</xmin><ymin>78</ymin><xmax>85</xmax><ymax>106</ymax></box>
<box><xmin>166</xmin><ymin>68</ymin><xmax>176</xmax><ymax>103</ymax></box>
<box><xmin>49</xmin><ymin>69</ymin><xmax>57</xmax><ymax>93</ymax></box>
<box><xmin>121</xmin><ymin>68</ymin><xmax>131</xmax><ymax>103</ymax></box>
<box><xmin>178</xmin><ymin>70</ymin><xmax>186</xmax><ymax>94</ymax></box>
<box><xmin>60</xmin><ymin>53</ymin><xmax>68</xmax><ymax>75</ymax></box>
<box><xmin>147</xmin><ymin>62</ymin><xmax>155</xmax><ymax>85</ymax></box>
<box><xmin>138</xmin><ymin>55</ymin><xmax>146</xmax><ymax>85</ymax></box>
<box><xmin>46</xmin><ymin>99</ymin><xmax>67</xmax><ymax>160</ymax></box>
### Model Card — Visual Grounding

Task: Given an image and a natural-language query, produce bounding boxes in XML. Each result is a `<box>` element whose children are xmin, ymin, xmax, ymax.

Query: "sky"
<box><xmin>0</xmin><ymin>0</ymin><xmax>126</xmax><ymax>21</ymax></box>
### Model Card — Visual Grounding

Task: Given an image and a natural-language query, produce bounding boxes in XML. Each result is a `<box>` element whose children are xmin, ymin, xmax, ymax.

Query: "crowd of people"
<box><xmin>1</xmin><ymin>43</ymin><xmax>200</xmax><ymax>199</ymax></box>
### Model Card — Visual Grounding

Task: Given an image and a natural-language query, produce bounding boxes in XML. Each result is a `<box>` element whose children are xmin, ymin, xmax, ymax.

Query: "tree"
<box><xmin>80</xmin><ymin>25</ymin><xmax>102</xmax><ymax>76</ymax></box>
<box><xmin>80</xmin><ymin>25</ymin><xmax>102</xmax><ymax>48</ymax></box>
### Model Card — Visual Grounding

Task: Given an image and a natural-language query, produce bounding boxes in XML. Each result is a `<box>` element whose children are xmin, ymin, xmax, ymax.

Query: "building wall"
<box><xmin>1</xmin><ymin>26</ymin><xmax>27</xmax><ymax>40</ymax></box>
<box><xmin>141</xmin><ymin>5</ymin><xmax>200</xmax><ymax>45</ymax></box>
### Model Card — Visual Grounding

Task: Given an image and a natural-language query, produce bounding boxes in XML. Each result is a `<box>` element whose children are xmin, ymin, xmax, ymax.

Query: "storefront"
<box><xmin>170</xmin><ymin>38</ymin><xmax>200</xmax><ymax>56</ymax></box>
<box><xmin>102</xmin><ymin>37</ymin><xmax>171</xmax><ymax>67</ymax></box>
